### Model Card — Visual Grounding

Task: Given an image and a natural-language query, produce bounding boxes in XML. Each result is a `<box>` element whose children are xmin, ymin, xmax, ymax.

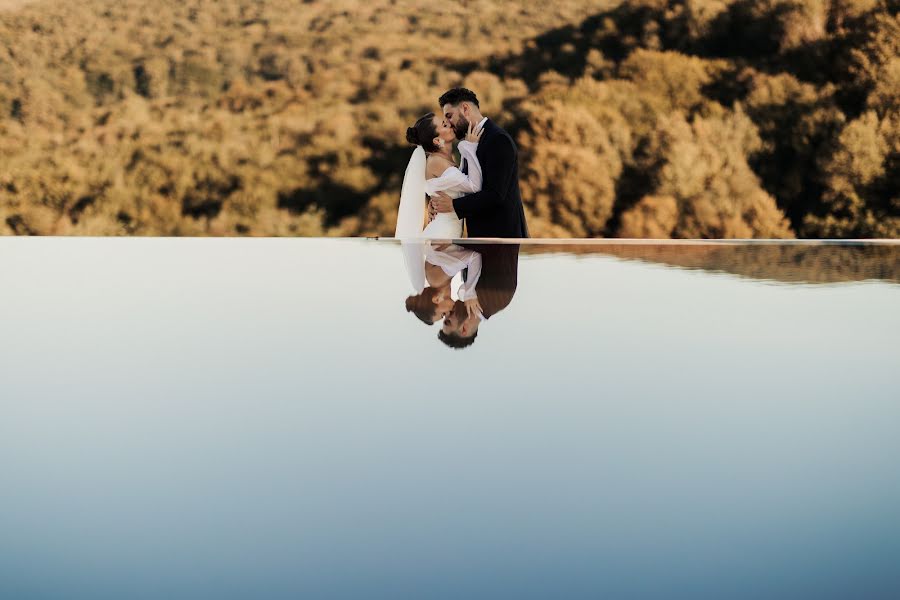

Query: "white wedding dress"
<box><xmin>396</xmin><ymin>140</ymin><xmax>484</xmax><ymax>293</ymax></box>
<box><xmin>395</xmin><ymin>140</ymin><xmax>483</xmax><ymax>240</ymax></box>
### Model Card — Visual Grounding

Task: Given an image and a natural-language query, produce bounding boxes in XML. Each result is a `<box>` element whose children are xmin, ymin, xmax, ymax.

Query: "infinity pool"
<box><xmin>1</xmin><ymin>239</ymin><xmax>898</xmax><ymax>599</ymax></box>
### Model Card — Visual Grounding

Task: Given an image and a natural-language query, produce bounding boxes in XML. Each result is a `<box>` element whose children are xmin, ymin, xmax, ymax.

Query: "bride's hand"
<box><xmin>465</xmin><ymin>121</ymin><xmax>484</xmax><ymax>144</ymax></box>
<box><xmin>464</xmin><ymin>297</ymin><xmax>482</xmax><ymax>318</ymax></box>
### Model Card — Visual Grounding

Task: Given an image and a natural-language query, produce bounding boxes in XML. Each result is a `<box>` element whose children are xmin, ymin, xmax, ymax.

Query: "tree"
<box><xmin>805</xmin><ymin>110</ymin><xmax>900</xmax><ymax>237</ymax></box>
<box><xmin>642</xmin><ymin>110</ymin><xmax>794</xmax><ymax>238</ymax></box>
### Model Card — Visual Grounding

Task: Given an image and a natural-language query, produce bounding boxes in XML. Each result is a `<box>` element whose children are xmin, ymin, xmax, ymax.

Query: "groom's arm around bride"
<box><xmin>432</xmin><ymin>88</ymin><xmax>529</xmax><ymax>239</ymax></box>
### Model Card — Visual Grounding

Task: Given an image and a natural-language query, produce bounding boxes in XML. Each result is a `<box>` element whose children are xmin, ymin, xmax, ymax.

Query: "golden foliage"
<box><xmin>618</xmin><ymin>49</ymin><xmax>714</xmax><ymax>114</ymax></box>
<box><xmin>649</xmin><ymin>111</ymin><xmax>794</xmax><ymax>238</ymax></box>
<box><xmin>1</xmin><ymin>0</ymin><xmax>897</xmax><ymax>238</ymax></box>
<box><xmin>2</xmin><ymin>0</ymin><xmax>605</xmax><ymax>236</ymax></box>
<box><xmin>618</xmin><ymin>195</ymin><xmax>679</xmax><ymax>238</ymax></box>
<box><xmin>805</xmin><ymin>110</ymin><xmax>900</xmax><ymax>237</ymax></box>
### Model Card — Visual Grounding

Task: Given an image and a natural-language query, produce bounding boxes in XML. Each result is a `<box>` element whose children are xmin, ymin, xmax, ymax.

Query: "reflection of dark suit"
<box><xmin>452</xmin><ymin>119</ymin><xmax>529</xmax><ymax>238</ymax></box>
<box><xmin>461</xmin><ymin>244</ymin><xmax>519</xmax><ymax>320</ymax></box>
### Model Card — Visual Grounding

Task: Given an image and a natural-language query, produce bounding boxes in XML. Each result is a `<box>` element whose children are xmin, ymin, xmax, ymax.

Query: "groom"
<box><xmin>430</xmin><ymin>88</ymin><xmax>529</xmax><ymax>238</ymax></box>
<box><xmin>439</xmin><ymin>243</ymin><xmax>520</xmax><ymax>349</ymax></box>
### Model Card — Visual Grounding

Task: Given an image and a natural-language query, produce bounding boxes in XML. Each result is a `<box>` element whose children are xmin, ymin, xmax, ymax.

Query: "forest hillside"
<box><xmin>1</xmin><ymin>0</ymin><xmax>897</xmax><ymax>237</ymax></box>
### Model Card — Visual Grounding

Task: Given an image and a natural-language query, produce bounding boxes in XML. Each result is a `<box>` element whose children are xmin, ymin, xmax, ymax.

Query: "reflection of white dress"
<box><xmin>425</xmin><ymin>243</ymin><xmax>483</xmax><ymax>301</ymax></box>
<box><xmin>421</xmin><ymin>140</ymin><xmax>483</xmax><ymax>239</ymax></box>
<box><xmin>397</xmin><ymin>140</ymin><xmax>483</xmax><ymax>293</ymax></box>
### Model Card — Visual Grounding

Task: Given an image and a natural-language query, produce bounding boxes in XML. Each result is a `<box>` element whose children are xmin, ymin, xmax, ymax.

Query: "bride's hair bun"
<box><xmin>406</xmin><ymin>112</ymin><xmax>439</xmax><ymax>152</ymax></box>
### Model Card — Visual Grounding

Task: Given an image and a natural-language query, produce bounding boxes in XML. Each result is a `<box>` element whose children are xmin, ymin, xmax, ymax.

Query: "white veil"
<box><xmin>396</xmin><ymin>146</ymin><xmax>427</xmax><ymax>292</ymax></box>
<box><xmin>395</xmin><ymin>145</ymin><xmax>426</xmax><ymax>239</ymax></box>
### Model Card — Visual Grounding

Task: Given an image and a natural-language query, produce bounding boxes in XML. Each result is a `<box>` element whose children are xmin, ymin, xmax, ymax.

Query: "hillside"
<box><xmin>1</xmin><ymin>0</ymin><xmax>897</xmax><ymax>237</ymax></box>
<box><xmin>0</xmin><ymin>1</ymin><xmax>35</xmax><ymax>10</ymax></box>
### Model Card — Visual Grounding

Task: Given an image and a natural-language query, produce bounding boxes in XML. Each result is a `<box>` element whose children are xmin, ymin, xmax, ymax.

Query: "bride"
<box><xmin>395</xmin><ymin>112</ymin><xmax>483</xmax><ymax>239</ymax></box>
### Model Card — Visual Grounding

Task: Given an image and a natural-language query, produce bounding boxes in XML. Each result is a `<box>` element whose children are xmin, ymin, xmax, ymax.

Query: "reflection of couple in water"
<box><xmin>395</xmin><ymin>86</ymin><xmax>525</xmax><ymax>349</ymax></box>
<box><xmin>404</xmin><ymin>243</ymin><xmax>520</xmax><ymax>349</ymax></box>
<box><xmin>406</xmin><ymin>242</ymin><xmax>484</xmax><ymax>348</ymax></box>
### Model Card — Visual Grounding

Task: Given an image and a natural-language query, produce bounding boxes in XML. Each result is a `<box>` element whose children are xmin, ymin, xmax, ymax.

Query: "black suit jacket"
<box><xmin>453</xmin><ymin>119</ymin><xmax>529</xmax><ymax>238</ymax></box>
<box><xmin>460</xmin><ymin>243</ymin><xmax>519</xmax><ymax>320</ymax></box>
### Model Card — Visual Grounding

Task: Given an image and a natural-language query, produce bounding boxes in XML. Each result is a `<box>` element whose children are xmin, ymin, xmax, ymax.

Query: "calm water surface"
<box><xmin>1</xmin><ymin>238</ymin><xmax>898</xmax><ymax>599</ymax></box>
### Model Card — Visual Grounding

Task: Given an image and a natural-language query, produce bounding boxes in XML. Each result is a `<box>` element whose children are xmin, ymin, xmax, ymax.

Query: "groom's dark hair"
<box><xmin>438</xmin><ymin>87</ymin><xmax>479</xmax><ymax>108</ymax></box>
<box><xmin>438</xmin><ymin>329</ymin><xmax>477</xmax><ymax>349</ymax></box>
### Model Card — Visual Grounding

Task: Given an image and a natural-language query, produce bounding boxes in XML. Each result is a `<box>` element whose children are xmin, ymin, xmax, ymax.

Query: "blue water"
<box><xmin>0</xmin><ymin>239</ymin><xmax>898</xmax><ymax>599</ymax></box>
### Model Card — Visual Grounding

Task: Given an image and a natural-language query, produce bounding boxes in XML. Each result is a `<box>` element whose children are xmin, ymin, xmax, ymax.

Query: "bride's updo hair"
<box><xmin>406</xmin><ymin>287</ymin><xmax>440</xmax><ymax>325</ymax></box>
<box><xmin>406</xmin><ymin>112</ymin><xmax>439</xmax><ymax>153</ymax></box>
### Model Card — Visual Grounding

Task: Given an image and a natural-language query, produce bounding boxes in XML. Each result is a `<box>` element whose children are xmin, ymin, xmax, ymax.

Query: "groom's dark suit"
<box><xmin>459</xmin><ymin>243</ymin><xmax>520</xmax><ymax>320</ymax></box>
<box><xmin>452</xmin><ymin>119</ymin><xmax>529</xmax><ymax>238</ymax></box>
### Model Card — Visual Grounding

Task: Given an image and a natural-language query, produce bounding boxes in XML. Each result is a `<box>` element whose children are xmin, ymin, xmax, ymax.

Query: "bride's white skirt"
<box><xmin>422</xmin><ymin>212</ymin><xmax>463</xmax><ymax>239</ymax></box>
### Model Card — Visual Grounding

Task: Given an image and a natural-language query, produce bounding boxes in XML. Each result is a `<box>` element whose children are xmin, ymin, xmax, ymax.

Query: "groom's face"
<box><xmin>443</xmin><ymin>103</ymin><xmax>469</xmax><ymax>140</ymax></box>
<box><xmin>442</xmin><ymin>300</ymin><xmax>478</xmax><ymax>338</ymax></box>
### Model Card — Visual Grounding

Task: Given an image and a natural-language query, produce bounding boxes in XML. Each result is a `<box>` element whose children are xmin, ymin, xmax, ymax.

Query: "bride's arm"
<box><xmin>456</xmin><ymin>248</ymin><xmax>482</xmax><ymax>301</ymax></box>
<box><xmin>455</xmin><ymin>122</ymin><xmax>484</xmax><ymax>193</ymax></box>
<box><xmin>430</xmin><ymin>243</ymin><xmax>482</xmax><ymax>299</ymax></box>
<box><xmin>424</xmin><ymin>149</ymin><xmax>482</xmax><ymax>197</ymax></box>
<box><xmin>423</xmin><ymin>244</ymin><xmax>482</xmax><ymax>298</ymax></box>
<box><xmin>455</xmin><ymin>140</ymin><xmax>483</xmax><ymax>193</ymax></box>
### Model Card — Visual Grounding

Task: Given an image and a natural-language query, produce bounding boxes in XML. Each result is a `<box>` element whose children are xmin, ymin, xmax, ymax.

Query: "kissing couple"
<box><xmin>404</xmin><ymin>242</ymin><xmax>521</xmax><ymax>350</ymax></box>
<box><xmin>395</xmin><ymin>87</ymin><xmax>529</xmax><ymax>239</ymax></box>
